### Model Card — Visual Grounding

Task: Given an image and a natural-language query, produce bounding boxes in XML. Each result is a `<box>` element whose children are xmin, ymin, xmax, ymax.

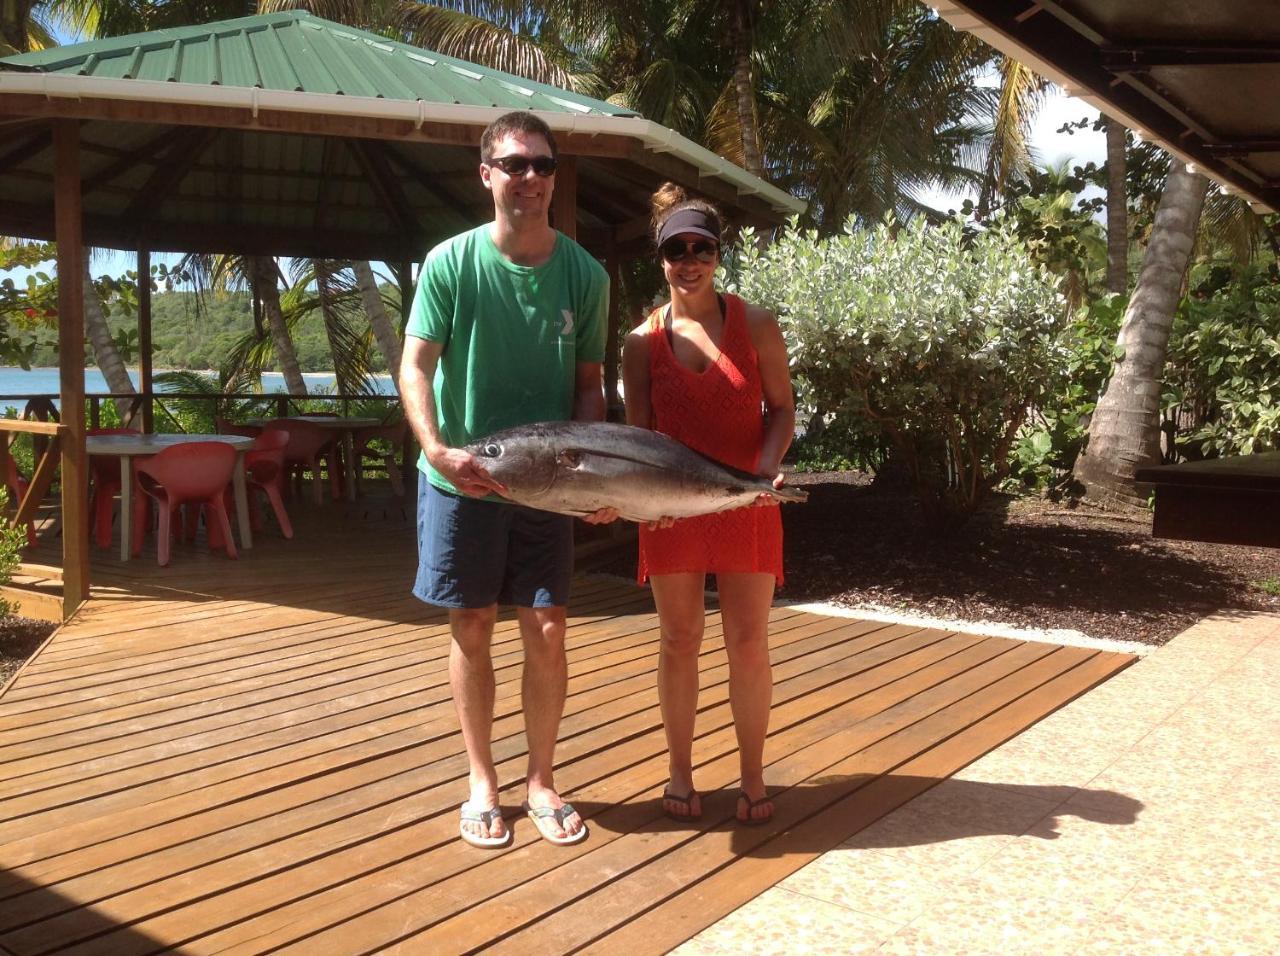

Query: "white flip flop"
<box><xmin>522</xmin><ymin>800</ymin><xmax>588</xmax><ymax>846</ymax></box>
<box><xmin>459</xmin><ymin>803</ymin><xmax>511</xmax><ymax>849</ymax></box>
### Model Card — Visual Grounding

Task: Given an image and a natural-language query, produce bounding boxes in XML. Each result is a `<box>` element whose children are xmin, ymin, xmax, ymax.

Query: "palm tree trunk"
<box><xmin>1</xmin><ymin>0</ymin><xmax>34</xmax><ymax>54</ymax></box>
<box><xmin>354</xmin><ymin>260</ymin><xmax>402</xmax><ymax>390</ymax></box>
<box><xmin>1105</xmin><ymin>117</ymin><xmax>1128</xmax><ymax>294</ymax></box>
<box><xmin>248</xmin><ymin>256</ymin><xmax>306</xmax><ymax>396</ymax></box>
<box><xmin>1073</xmin><ymin>161</ymin><xmax>1208</xmax><ymax>506</ymax></box>
<box><xmin>729</xmin><ymin>0</ymin><xmax>764</xmax><ymax>179</ymax></box>
<box><xmin>83</xmin><ymin>261</ymin><xmax>136</xmax><ymax>421</ymax></box>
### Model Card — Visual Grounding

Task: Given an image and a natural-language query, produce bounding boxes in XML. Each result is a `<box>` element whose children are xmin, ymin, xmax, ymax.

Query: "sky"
<box><xmin>2</xmin><ymin>87</ymin><xmax>1106</xmax><ymax>286</ymax></box>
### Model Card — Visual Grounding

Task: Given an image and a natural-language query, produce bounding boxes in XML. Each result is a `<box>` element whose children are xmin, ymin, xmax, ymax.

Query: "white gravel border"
<box><xmin>775</xmin><ymin>599</ymin><xmax>1157</xmax><ymax>657</ymax></box>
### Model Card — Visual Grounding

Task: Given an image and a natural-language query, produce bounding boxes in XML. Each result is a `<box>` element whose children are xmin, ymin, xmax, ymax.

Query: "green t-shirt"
<box><xmin>406</xmin><ymin>224</ymin><xmax>609</xmax><ymax>495</ymax></box>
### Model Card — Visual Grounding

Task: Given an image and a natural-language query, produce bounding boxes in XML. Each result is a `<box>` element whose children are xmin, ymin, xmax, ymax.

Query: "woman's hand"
<box><xmin>752</xmin><ymin>470</ymin><xmax>785</xmax><ymax>507</ymax></box>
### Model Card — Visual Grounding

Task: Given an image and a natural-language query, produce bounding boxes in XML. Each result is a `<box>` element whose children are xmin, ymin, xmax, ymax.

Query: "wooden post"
<box><xmin>55</xmin><ymin>119</ymin><xmax>90</xmax><ymax>616</ymax></box>
<box><xmin>138</xmin><ymin>247</ymin><xmax>154</xmax><ymax>434</ymax></box>
<box><xmin>552</xmin><ymin>155</ymin><xmax>578</xmax><ymax>240</ymax></box>
<box><xmin>605</xmin><ymin>242</ymin><xmax>623</xmax><ymax>418</ymax></box>
<box><xmin>398</xmin><ymin>257</ymin><xmax>415</xmax><ymax>472</ymax></box>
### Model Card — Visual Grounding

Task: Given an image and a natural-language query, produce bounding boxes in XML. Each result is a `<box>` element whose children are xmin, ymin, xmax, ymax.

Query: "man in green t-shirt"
<box><xmin>400</xmin><ymin>111</ymin><xmax>614</xmax><ymax>850</ymax></box>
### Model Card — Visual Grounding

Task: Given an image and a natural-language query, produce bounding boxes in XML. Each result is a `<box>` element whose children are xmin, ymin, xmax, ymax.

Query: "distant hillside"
<box><xmin>31</xmin><ymin>289</ymin><xmax>393</xmax><ymax>373</ymax></box>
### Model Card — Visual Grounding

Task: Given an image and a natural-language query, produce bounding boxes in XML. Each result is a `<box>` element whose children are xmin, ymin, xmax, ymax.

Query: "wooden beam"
<box><xmin>0</xmin><ymin>200</ymin><xmax>425</xmax><ymax>260</ymax></box>
<box><xmin>552</xmin><ymin>154</ymin><xmax>578</xmax><ymax>240</ymax></box>
<box><xmin>121</xmin><ymin>127</ymin><xmax>220</xmax><ymax>224</ymax></box>
<box><xmin>54</xmin><ymin>119</ymin><xmax>90</xmax><ymax>616</ymax></box>
<box><xmin>0</xmin><ymin>126</ymin><xmax>51</xmax><ymax>174</ymax></box>
<box><xmin>347</xmin><ymin>139</ymin><xmax>422</xmax><ymax>242</ymax></box>
<box><xmin>138</xmin><ymin>248</ymin><xmax>154</xmax><ymax>434</ymax></box>
<box><xmin>0</xmin><ymin>94</ymin><xmax>636</xmax><ymax>158</ymax></box>
<box><xmin>81</xmin><ymin>128</ymin><xmax>176</xmax><ymax>196</ymax></box>
<box><xmin>604</xmin><ymin>247</ymin><xmax>622</xmax><ymax>415</ymax></box>
<box><xmin>380</xmin><ymin>145</ymin><xmax>480</xmax><ymax>224</ymax></box>
<box><xmin>1100</xmin><ymin>45</ymin><xmax>1280</xmax><ymax>70</ymax></box>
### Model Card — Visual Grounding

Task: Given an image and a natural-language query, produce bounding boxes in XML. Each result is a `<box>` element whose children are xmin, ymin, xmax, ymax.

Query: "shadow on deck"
<box><xmin>0</xmin><ymin>486</ymin><xmax>1135</xmax><ymax>954</ymax></box>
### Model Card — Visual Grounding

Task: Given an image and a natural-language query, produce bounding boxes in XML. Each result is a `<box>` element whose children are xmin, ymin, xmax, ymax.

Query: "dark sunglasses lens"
<box><xmin>493</xmin><ymin>155</ymin><xmax>557</xmax><ymax>177</ymax></box>
<box><xmin>660</xmin><ymin>239</ymin><xmax>718</xmax><ymax>263</ymax></box>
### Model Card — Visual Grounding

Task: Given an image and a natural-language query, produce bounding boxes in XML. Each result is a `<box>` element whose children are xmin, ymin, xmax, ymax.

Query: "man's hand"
<box><xmin>645</xmin><ymin>515</ymin><xmax>677</xmax><ymax>530</ymax></box>
<box><xmin>581</xmin><ymin>507</ymin><xmax>620</xmax><ymax>525</ymax></box>
<box><xmin>430</xmin><ymin>447</ymin><xmax>508</xmax><ymax>498</ymax></box>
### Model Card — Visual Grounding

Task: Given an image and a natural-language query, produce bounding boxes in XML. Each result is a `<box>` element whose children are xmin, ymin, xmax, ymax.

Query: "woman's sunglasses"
<box><xmin>659</xmin><ymin>238</ymin><xmax>720</xmax><ymax>264</ymax></box>
<box><xmin>487</xmin><ymin>154</ymin><xmax>558</xmax><ymax>178</ymax></box>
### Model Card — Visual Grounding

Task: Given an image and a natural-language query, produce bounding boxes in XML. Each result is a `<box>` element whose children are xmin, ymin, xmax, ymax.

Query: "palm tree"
<box><xmin>1105</xmin><ymin>117</ymin><xmax>1128</xmax><ymax>294</ymax></box>
<box><xmin>1073</xmin><ymin>159</ymin><xmax>1209</xmax><ymax>505</ymax></box>
<box><xmin>353</xmin><ymin>260</ymin><xmax>402</xmax><ymax>388</ymax></box>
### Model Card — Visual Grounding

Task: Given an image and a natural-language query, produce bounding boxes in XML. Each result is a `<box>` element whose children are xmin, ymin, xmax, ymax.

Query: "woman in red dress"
<box><xmin>622</xmin><ymin>184</ymin><xmax>797</xmax><ymax>825</ymax></box>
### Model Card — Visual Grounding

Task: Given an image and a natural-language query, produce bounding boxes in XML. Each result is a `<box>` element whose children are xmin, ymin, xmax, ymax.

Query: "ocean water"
<box><xmin>0</xmin><ymin>367</ymin><xmax>397</xmax><ymax>405</ymax></box>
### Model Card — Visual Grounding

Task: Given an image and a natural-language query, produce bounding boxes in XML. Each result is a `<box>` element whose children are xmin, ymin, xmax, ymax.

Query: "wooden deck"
<box><xmin>0</xmin><ymin>489</ymin><xmax>1135</xmax><ymax>955</ymax></box>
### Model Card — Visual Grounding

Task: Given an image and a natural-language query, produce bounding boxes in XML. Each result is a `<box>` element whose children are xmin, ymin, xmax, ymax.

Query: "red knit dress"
<box><xmin>637</xmin><ymin>293</ymin><xmax>784</xmax><ymax>585</ymax></box>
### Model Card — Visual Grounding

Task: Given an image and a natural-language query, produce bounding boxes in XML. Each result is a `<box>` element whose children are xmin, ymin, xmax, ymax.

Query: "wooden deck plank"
<box><xmin>0</xmin><ymin>491</ymin><xmax>1135</xmax><ymax>956</ymax></box>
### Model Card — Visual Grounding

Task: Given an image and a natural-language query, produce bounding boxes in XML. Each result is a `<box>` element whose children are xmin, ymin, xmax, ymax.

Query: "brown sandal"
<box><xmin>661</xmin><ymin>788</ymin><xmax>703</xmax><ymax>821</ymax></box>
<box><xmin>736</xmin><ymin>790</ymin><xmax>774</xmax><ymax>826</ymax></box>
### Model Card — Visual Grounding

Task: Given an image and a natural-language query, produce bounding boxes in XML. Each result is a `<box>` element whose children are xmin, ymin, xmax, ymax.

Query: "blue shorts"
<box><xmin>413</xmin><ymin>472</ymin><xmax>574</xmax><ymax>609</ymax></box>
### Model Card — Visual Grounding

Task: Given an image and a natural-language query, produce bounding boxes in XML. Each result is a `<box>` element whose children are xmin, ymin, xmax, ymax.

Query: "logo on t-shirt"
<box><xmin>560</xmin><ymin>309</ymin><xmax>574</xmax><ymax>336</ymax></box>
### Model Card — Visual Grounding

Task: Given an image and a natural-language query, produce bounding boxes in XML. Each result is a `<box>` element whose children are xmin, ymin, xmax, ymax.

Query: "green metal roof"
<box><xmin>0</xmin><ymin>10</ymin><xmax>636</xmax><ymax>118</ymax></box>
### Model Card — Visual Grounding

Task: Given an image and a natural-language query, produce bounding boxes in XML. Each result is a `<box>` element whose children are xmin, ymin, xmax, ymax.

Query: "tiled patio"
<box><xmin>679</xmin><ymin>610</ymin><xmax>1280</xmax><ymax>954</ymax></box>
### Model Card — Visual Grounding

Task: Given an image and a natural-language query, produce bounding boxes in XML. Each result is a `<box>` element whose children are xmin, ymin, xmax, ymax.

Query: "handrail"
<box><xmin>0</xmin><ymin>420</ymin><xmax>62</xmax><ymax>436</ymax></box>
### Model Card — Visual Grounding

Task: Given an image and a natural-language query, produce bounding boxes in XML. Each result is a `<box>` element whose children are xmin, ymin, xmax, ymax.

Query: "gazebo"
<box><xmin>0</xmin><ymin>10</ymin><xmax>803</xmax><ymax>615</ymax></box>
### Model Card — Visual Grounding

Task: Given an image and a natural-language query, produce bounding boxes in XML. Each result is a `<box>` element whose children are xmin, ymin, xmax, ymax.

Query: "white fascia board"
<box><xmin>0</xmin><ymin>71</ymin><xmax>807</xmax><ymax>217</ymax></box>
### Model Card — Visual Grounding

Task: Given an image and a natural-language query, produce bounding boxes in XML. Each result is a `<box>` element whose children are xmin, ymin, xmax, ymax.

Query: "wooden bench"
<box><xmin>1135</xmin><ymin>451</ymin><xmax>1280</xmax><ymax>548</ymax></box>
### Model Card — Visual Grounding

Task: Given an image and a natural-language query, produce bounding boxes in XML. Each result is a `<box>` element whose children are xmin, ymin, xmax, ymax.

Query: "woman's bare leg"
<box><xmin>718</xmin><ymin>572</ymin><xmax>776</xmax><ymax>822</ymax></box>
<box><xmin>650</xmin><ymin>572</ymin><xmax>708</xmax><ymax>818</ymax></box>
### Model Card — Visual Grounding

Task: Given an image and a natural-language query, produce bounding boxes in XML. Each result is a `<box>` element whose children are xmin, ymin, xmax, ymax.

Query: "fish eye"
<box><xmin>483</xmin><ymin>443</ymin><xmax>501</xmax><ymax>457</ymax></box>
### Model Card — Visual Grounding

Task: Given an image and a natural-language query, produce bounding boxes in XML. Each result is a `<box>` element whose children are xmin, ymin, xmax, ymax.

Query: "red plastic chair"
<box><xmin>88</xmin><ymin>427</ymin><xmax>143</xmax><ymax>550</ymax></box>
<box><xmin>134</xmin><ymin>442</ymin><xmax>239</xmax><ymax>566</ymax></box>
<box><xmin>240</xmin><ymin>428</ymin><xmax>293</xmax><ymax>538</ymax></box>
<box><xmin>269</xmin><ymin>418</ymin><xmax>341</xmax><ymax>505</ymax></box>
<box><xmin>3</xmin><ymin>457</ymin><xmax>37</xmax><ymax>547</ymax></box>
<box><xmin>215</xmin><ymin>416</ymin><xmax>264</xmax><ymax>439</ymax></box>
<box><xmin>352</xmin><ymin>422</ymin><xmax>409</xmax><ymax>497</ymax></box>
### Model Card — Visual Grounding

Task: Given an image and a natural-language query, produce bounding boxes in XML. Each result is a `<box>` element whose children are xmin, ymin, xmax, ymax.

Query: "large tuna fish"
<box><xmin>463</xmin><ymin>421</ymin><xmax>807</xmax><ymax>522</ymax></box>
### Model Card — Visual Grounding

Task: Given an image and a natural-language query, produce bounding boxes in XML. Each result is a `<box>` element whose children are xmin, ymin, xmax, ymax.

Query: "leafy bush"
<box><xmin>0</xmin><ymin>488</ymin><xmax>28</xmax><ymax>617</ymax></box>
<box><xmin>1165</xmin><ymin>265</ymin><xmax>1280</xmax><ymax>458</ymax></box>
<box><xmin>727</xmin><ymin>215</ymin><xmax>1068</xmax><ymax>530</ymax></box>
<box><xmin>1007</xmin><ymin>292</ymin><xmax>1126</xmax><ymax>492</ymax></box>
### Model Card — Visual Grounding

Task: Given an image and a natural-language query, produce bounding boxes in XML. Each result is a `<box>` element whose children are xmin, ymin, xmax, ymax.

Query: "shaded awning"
<box><xmin>0</xmin><ymin>10</ymin><xmax>803</xmax><ymax>260</ymax></box>
<box><xmin>936</xmin><ymin>1</ymin><xmax>1280</xmax><ymax>214</ymax></box>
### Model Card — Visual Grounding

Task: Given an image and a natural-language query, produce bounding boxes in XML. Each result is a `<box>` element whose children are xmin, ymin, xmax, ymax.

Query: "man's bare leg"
<box><xmin>518</xmin><ymin>605</ymin><xmax>584</xmax><ymax>839</ymax></box>
<box><xmin>449</xmin><ymin>605</ymin><xmax>505</xmax><ymax>842</ymax></box>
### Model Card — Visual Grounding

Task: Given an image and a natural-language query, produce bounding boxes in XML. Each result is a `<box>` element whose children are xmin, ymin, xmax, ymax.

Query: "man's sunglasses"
<box><xmin>486</xmin><ymin>154</ymin><xmax>558</xmax><ymax>178</ymax></box>
<box><xmin>659</xmin><ymin>238</ymin><xmax>719</xmax><ymax>264</ymax></box>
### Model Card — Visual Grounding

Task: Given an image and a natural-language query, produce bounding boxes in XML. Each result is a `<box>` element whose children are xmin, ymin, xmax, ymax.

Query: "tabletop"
<box><xmin>87</xmin><ymin>434</ymin><xmax>255</xmax><ymax>455</ymax></box>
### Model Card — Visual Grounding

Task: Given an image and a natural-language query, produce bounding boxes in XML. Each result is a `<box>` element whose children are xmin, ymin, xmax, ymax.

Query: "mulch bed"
<box><xmin>595</xmin><ymin>471</ymin><xmax>1280</xmax><ymax>646</ymax></box>
<box><xmin>0</xmin><ymin>615</ymin><xmax>56</xmax><ymax>687</ymax></box>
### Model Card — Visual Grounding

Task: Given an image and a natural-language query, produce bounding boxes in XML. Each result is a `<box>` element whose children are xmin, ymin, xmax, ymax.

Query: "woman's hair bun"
<box><xmin>650</xmin><ymin>182</ymin><xmax>689</xmax><ymax>224</ymax></box>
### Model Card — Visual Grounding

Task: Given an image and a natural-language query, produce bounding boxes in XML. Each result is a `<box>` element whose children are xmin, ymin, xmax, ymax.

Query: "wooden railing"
<box><xmin>0</xmin><ymin>417</ymin><xmax>84</xmax><ymax>618</ymax></box>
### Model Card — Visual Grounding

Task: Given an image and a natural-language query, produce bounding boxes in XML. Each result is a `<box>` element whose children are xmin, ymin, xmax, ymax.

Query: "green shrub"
<box><xmin>0</xmin><ymin>488</ymin><xmax>28</xmax><ymax>617</ymax></box>
<box><xmin>727</xmin><ymin>215</ymin><xmax>1068</xmax><ymax>529</ymax></box>
<box><xmin>1007</xmin><ymin>292</ymin><xmax>1126</xmax><ymax>492</ymax></box>
<box><xmin>1165</xmin><ymin>265</ymin><xmax>1280</xmax><ymax>458</ymax></box>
